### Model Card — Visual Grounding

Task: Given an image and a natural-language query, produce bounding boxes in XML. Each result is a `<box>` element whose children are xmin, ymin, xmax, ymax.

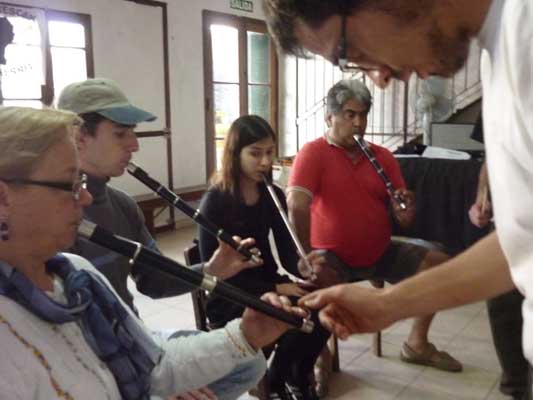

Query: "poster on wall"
<box><xmin>0</xmin><ymin>3</ymin><xmax>46</xmax><ymax>99</ymax></box>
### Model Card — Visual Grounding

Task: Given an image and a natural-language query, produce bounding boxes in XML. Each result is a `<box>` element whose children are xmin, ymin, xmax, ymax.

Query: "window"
<box><xmin>291</xmin><ymin>55</ymin><xmax>415</xmax><ymax>152</ymax></box>
<box><xmin>286</xmin><ymin>43</ymin><xmax>483</xmax><ymax>153</ymax></box>
<box><xmin>203</xmin><ymin>11</ymin><xmax>278</xmax><ymax>177</ymax></box>
<box><xmin>0</xmin><ymin>4</ymin><xmax>93</xmax><ymax>107</ymax></box>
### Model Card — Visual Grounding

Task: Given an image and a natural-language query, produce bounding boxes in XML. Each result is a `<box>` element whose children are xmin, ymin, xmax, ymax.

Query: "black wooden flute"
<box><xmin>78</xmin><ymin>220</ymin><xmax>314</xmax><ymax>333</ymax></box>
<box><xmin>127</xmin><ymin>161</ymin><xmax>261</xmax><ymax>264</ymax></box>
<box><xmin>354</xmin><ymin>136</ymin><xmax>407</xmax><ymax>210</ymax></box>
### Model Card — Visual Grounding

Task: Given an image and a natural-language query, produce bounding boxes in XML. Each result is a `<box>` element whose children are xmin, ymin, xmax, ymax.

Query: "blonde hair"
<box><xmin>0</xmin><ymin>106</ymin><xmax>82</xmax><ymax>179</ymax></box>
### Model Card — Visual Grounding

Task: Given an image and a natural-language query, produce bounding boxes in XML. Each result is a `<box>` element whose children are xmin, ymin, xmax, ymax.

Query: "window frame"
<box><xmin>0</xmin><ymin>3</ymin><xmax>94</xmax><ymax>105</ymax></box>
<box><xmin>202</xmin><ymin>10</ymin><xmax>278</xmax><ymax>181</ymax></box>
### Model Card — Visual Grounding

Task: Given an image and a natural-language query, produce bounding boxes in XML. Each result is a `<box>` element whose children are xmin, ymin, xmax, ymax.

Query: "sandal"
<box><xmin>400</xmin><ymin>342</ymin><xmax>462</xmax><ymax>372</ymax></box>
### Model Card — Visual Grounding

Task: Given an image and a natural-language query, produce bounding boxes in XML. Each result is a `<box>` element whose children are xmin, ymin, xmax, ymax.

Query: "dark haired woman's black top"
<box><xmin>198</xmin><ymin>183</ymin><xmax>301</xmax><ymax>326</ymax></box>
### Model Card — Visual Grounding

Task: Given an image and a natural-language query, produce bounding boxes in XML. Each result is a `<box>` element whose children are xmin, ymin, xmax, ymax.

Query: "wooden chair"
<box><xmin>184</xmin><ymin>241</ymin><xmax>237</xmax><ymax>331</ymax></box>
<box><xmin>184</xmin><ymin>240</ymin><xmax>211</xmax><ymax>332</ymax></box>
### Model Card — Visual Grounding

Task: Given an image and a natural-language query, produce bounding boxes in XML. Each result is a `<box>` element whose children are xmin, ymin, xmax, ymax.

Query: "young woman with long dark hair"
<box><xmin>198</xmin><ymin>115</ymin><xmax>329</xmax><ymax>400</ymax></box>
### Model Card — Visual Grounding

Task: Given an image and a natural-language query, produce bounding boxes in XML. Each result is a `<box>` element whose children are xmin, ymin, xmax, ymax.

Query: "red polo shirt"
<box><xmin>288</xmin><ymin>136</ymin><xmax>405</xmax><ymax>267</ymax></box>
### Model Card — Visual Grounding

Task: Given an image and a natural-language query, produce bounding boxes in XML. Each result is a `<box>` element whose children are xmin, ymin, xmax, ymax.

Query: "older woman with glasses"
<box><xmin>0</xmin><ymin>106</ymin><xmax>303</xmax><ymax>400</ymax></box>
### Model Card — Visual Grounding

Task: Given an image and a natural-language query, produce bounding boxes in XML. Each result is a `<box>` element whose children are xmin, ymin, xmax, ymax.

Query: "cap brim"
<box><xmin>97</xmin><ymin>105</ymin><xmax>157</xmax><ymax>125</ymax></box>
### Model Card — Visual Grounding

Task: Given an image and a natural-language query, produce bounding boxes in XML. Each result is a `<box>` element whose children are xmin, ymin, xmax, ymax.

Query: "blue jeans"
<box><xmin>159</xmin><ymin>329</ymin><xmax>265</xmax><ymax>400</ymax></box>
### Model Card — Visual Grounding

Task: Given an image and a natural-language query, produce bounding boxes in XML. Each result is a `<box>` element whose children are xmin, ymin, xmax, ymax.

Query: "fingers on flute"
<box><xmin>249</xmin><ymin>248</ymin><xmax>263</xmax><ymax>265</ymax></box>
<box><xmin>298</xmin><ymin>290</ymin><xmax>328</xmax><ymax>309</ymax></box>
<box><xmin>279</xmin><ymin>295</ymin><xmax>308</xmax><ymax>317</ymax></box>
<box><xmin>232</xmin><ymin>235</ymin><xmax>263</xmax><ymax>262</ymax></box>
<box><xmin>218</xmin><ymin>235</ymin><xmax>241</xmax><ymax>249</ymax></box>
<box><xmin>307</xmin><ymin>250</ymin><xmax>326</xmax><ymax>263</ymax></box>
<box><xmin>261</xmin><ymin>292</ymin><xmax>286</xmax><ymax>308</ymax></box>
<box><xmin>297</xmin><ymin>282</ymin><xmax>318</xmax><ymax>293</ymax></box>
<box><xmin>397</xmin><ymin>188</ymin><xmax>413</xmax><ymax>198</ymax></box>
<box><xmin>279</xmin><ymin>295</ymin><xmax>292</xmax><ymax>308</ymax></box>
<box><xmin>243</xmin><ymin>250</ymin><xmax>263</xmax><ymax>269</ymax></box>
<box><xmin>261</xmin><ymin>292</ymin><xmax>308</xmax><ymax>317</ymax></box>
<box><xmin>395</xmin><ymin>189</ymin><xmax>414</xmax><ymax>205</ymax></box>
<box><xmin>295</xmin><ymin>287</ymin><xmax>310</xmax><ymax>296</ymax></box>
<box><xmin>233</xmin><ymin>235</ymin><xmax>255</xmax><ymax>248</ymax></box>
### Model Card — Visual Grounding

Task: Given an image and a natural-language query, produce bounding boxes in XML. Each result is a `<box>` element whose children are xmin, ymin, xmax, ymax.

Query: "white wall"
<box><xmin>7</xmin><ymin>0</ymin><xmax>266</xmax><ymax>195</ymax></box>
<box><xmin>164</xmin><ymin>0</ymin><xmax>266</xmax><ymax>190</ymax></box>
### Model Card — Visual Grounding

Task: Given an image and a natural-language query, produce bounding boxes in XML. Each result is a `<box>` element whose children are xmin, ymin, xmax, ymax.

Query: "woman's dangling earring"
<box><xmin>0</xmin><ymin>214</ymin><xmax>9</xmax><ymax>241</ymax></box>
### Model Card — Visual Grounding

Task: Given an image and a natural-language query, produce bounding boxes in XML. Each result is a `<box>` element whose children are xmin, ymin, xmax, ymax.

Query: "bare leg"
<box><xmin>405</xmin><ymin>250</ymin><xmax>449</xmax><ymax>351</ymax></box>
<box><xmin>398</xmin><ymin>250</ymin><xmax>462</xmax><ymax>372</ymax></box>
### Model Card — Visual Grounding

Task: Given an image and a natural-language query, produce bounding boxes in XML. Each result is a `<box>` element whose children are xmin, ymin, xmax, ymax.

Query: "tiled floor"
<box><xmin>131</xmin><ymin>225</ymin><xmax>512</xmax><ymax>400</ymax></box>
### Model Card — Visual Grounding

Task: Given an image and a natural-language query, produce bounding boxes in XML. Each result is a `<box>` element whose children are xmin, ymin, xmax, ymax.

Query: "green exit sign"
<box><xmin>230</xmin><ymin>0</ymin><xmax>253</xmax><ymax>12</ymax></box>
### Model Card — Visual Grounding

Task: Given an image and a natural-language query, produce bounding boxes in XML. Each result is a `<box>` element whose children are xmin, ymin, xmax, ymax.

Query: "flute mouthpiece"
<box><xmin>261</xmin><ymin>174</ymin><xmax>271</xmax><ymax>184</ymax></box>
<box><xmin>127</xmin><ymin>161</ymin><xmax>139</xmax><ymax>174</ymax></box>
<box><xmin>78</xmin><ymin>219</ymin><xmax>97</xmax><ymax>239</ymax></box>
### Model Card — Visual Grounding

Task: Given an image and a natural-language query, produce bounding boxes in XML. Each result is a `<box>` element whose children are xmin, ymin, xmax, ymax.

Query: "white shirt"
<box><xmin>478</xmin><ymin>0</ymin><xmax>533</xmax><ymax>363</ymax></box>
<box><xmin>0</xmin><ymin>254</ymin><xmax>265</xmax><ymax>399</ymax></box>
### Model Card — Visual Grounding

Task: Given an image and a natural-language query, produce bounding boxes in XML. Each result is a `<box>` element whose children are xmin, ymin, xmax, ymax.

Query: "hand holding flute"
<box><xmin>241</xmin><ymin>292</ymin><xmax>310</xmax><ymax>350</ymax></box>
<box><xmin>204</xmin><ymin>236</ymin><xmax>263</xmax><ymax>280</ymax></box>
<box><xmin>127</xmin><ymin>161</ymin><xmax>262</xmax><ymax>265</ymax></box>
<box><xmin>390</xmin><ymin>188</ymin><xmax>416</xmax><ymax>228</ymax></box>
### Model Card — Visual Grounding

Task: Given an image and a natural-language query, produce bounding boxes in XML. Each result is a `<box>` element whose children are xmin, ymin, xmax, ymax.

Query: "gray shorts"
<box><xmin>320</xmin><ymin>239</ymin><xmax>430</xmax><ymax>284</ymax></box>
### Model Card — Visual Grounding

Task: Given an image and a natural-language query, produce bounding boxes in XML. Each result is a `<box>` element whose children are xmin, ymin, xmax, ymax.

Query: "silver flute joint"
<box><xmin>300</xmin><ymin>318</ymin><xmax>315</xmax><ymax>333</ymax></box>
<box><xmin>129</xmin><ymin>242</ymin><xmax>142</xmax><ymax>266</ymax></box>
<box><xmin>201</xmin><ymin>274</ymin><xmax>218</xmax><ymax>292</ymax></box>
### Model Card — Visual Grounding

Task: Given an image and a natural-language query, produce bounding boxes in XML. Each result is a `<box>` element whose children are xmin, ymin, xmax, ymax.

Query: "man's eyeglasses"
<box><xmin>336</xmin><ymin>14</ymin><xmax>376</xmax><ymax>74</ymax></box>
<box><xmin>0</xmin><ymin>173</ymin><xmax>88</xmax><ymax>201</ymax></box>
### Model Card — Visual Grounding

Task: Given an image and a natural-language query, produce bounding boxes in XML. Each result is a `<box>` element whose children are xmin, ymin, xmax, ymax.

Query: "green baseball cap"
<box><xmin>57</xmin><ymin>78</ymin><xmax>156</xmax><ymax>125</ymax></box>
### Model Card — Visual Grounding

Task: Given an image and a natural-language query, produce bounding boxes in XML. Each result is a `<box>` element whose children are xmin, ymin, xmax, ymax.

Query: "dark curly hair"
<box><xmin>262</xmin><ymin>0</ymin><xmax>430</xmax><ymax>56</ymax></box>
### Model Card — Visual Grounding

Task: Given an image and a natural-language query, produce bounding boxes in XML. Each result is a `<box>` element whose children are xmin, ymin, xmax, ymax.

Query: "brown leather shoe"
<box><xmin>400</xmin><ymin>342</ymin><xmax>463</xmax><ymax>372</ymax></box>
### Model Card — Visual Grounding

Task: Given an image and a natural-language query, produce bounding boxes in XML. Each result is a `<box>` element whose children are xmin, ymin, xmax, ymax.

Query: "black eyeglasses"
<box><xmin>336</xmin><ymin>14</ymin><xmax>376</xmax><ymax>74</ymax></box>
<box><xmin>0</xmin><ymin>173</ymin><xmax>88</xmax><ymax>201</ymax></box>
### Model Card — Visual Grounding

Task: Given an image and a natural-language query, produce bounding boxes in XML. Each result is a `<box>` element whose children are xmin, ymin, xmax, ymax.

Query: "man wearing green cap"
<box><xmin>58</xmin><ymin>78</ymin><xmax>261</xmax><ymax>313</ymax></box>
<box><xmin>58</xmin><ymin>78</ymin><xmax>269</xmax><ymax>400</ymax></box>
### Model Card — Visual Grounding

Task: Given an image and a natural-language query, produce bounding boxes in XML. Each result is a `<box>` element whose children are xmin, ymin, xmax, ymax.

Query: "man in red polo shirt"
<box><xmin>287</xmin><ymin>79</ymin><xmax>461</xmax><ymax>372</ymax></box>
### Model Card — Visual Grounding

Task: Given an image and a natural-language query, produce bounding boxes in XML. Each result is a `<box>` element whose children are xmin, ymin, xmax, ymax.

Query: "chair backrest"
<box><xmin>184</xmin><ymin>241</ymin><xmax>209</xmax><ymax>332</ymax></box>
